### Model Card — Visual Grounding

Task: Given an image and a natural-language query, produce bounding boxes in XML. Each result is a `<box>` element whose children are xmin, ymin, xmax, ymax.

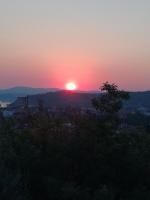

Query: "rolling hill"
<box><xmin>0</xmin><ymin>87</ymin><xmax>59</xmax><ymax>102</ymax></box>
<box><xmin>8</xmin><ymin>90</ymin><xmax>150</xmax><ymax>110</ymax></box>
<box><xmin>9</xmin><ymin>90</ymin><xmax>96</xmax><ymax>109</ymax></box>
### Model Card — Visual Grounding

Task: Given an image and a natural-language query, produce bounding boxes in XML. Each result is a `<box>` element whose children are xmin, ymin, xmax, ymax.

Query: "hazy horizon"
<box><xmin>0</xmin><ymin>0</ymin><xmax>150</xmax><ymax>90</ymax></box>
<box><xmin>0</xmin><ymin>85</ymin><xmax>150</xmax><ymax>92</ymax></box>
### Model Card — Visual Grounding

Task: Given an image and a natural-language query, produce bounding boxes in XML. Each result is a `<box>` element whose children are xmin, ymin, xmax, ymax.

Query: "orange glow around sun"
<box><xmin>66</xmin><ymin>82</ymin><xmax>77</xmax><ymax>91</ymax></box>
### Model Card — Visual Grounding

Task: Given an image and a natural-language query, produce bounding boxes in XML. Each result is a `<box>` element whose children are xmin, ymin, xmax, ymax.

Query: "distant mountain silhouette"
<box><xmin>126</xmin><ymin>91</ymin><xmax>150</xmax><ymax>108</ymax></box>
<box><xmin>0</xmin><ymin>87</ymin><xmax>59</xmax><ymax>102</ymax></box>
<box><xmin>9</xmin><ymin>90</ymin><xmax>96</xmax><ymax>109</ymax></box>
<box><xmin>8</xmin><ymin>90</ymin><xmax>150</xmax><ymax>110</ymax></box>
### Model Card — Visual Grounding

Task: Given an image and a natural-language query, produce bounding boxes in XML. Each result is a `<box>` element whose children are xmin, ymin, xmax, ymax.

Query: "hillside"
<box><xmin>8</xmin><ymin>90</ymin><xmax>150</xmax><ymax>110</ymax></box>
<box><xmin>0</xmin><ymin>87</ymin><xmax>59</xmax><ymax>102</ymax></box>
<box><xmin>9</xmin><ymin>90</ymin><xmax>97</xmax><ymax>109</ymax></box>
<box><xmin>126</xmin><ymin>91</ymin><xmax>150</xmax><ymax>108</ymax></box>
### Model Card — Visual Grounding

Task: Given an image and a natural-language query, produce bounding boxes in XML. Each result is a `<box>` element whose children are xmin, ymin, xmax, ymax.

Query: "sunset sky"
<box><xmin>0</xmin><ymin>0</ymin><xmax>150</xmax><ymax>90</ymax></box>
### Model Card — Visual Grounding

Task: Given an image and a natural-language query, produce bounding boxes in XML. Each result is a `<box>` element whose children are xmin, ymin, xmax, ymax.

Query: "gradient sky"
<box><xmin>0</xmin><ymin>0</ymin><xmax>150</xmax><ymax>90</ymax></box>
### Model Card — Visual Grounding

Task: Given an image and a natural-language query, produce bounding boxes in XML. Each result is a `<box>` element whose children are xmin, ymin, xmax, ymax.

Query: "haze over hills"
<box><xmin>127</xmin><ymin>91</ymin><xmax>150</xmax><ymax>108</ymax></box>
<box><xmin>1</xmin><ymin>86</ymin><xmax>150</xmax><ymax>110</ymax></box>
<box><xmin>9</xmin><ymin>90</ymin><xmax>96</xmax><ymax>109</ymax></box>
<box><xmin>0</xmin><ymin>86</ymin><xmax>99</xmax><ymax>102</ymax></box>
<box><xmin>8</xmin><ymin>89</ymin><xmax>150</xmax><ymax>110</ymax></box>
<box><xmin>0</xmin><ymin>87</ymin><xmax>60</xmax><ymax>102</ymax></box>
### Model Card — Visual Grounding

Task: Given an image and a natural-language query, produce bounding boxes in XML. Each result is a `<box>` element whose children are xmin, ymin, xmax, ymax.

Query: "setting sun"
<box><xmin>66</xmin><ymin>82</ymin><xmax>77</xmax><ymax>91</ymax></box>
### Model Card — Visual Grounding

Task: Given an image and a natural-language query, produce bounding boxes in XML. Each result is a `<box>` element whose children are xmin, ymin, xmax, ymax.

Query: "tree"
<box><xmin>92</xmin><ymin>82</ymin><xmax>130</xmax><ymax>130</ymax></box>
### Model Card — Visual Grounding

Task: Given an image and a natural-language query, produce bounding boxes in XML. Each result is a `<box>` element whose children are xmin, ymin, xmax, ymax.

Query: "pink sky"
<box><xmin>0</xmin><ymin>0</ymin><xmax>150</xmax><ymax>91</ymax></box>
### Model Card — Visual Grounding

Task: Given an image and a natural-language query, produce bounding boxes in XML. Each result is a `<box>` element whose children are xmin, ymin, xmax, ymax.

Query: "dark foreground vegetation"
<box><xmin>0</xmin><ymin>83</ymin><xmax>150</xmax><ymax>200</ymax></box>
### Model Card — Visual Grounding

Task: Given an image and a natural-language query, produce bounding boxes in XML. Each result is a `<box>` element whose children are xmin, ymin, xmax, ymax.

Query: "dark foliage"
<box><xmin>0</xmin><ymin>83</ymin><xmax>150</xmax><ymax>200</ymax></box>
